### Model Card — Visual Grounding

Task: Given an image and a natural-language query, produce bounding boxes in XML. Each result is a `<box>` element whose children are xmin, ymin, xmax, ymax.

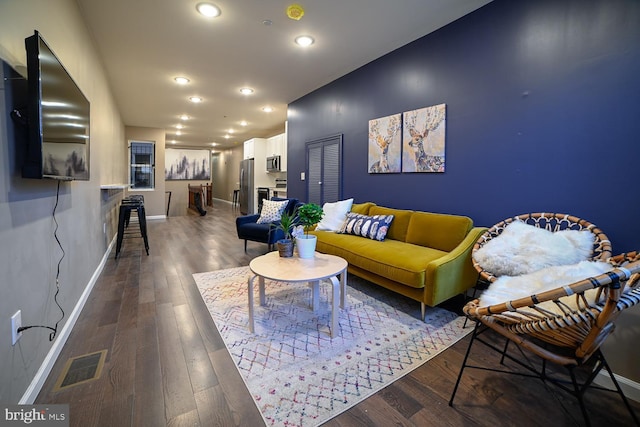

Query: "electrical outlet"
<box><xmin>11</xmin><ymin>310</ymin><xmax>22</xmax><ymax>346</ymax></box>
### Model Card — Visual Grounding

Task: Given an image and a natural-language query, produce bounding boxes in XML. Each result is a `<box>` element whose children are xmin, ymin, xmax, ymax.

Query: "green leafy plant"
<box><xmin>273</xmin><ymin>210</ymin><xmax>298</xmax><ymax>241</ymax></box>
<box><xmin>296</xmin><ymin>203</ymin><xmax>324</xmax><ymax>236</ymax></box>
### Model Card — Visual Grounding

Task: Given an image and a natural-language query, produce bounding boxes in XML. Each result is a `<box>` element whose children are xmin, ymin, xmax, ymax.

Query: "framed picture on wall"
<box><xmin>165</xmin><ymin>148</ymin><xmax>211</xmax><ymax>180</ymax></box>
<box><xmin>368</xmin><ymin>113</ymin><xmax>401</xmax><ymax>173</ymax></box>
<box><xmin>402</xmin><ymin>104</ymin><xmax>446</xmax><ymax>173</ymax></box>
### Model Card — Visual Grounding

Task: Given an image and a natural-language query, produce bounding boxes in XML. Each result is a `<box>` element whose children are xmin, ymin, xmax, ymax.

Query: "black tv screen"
<box><xmin>23</xmin><ymin>31</ymin><xmax>90</xmax><ymax>180</ymax></box>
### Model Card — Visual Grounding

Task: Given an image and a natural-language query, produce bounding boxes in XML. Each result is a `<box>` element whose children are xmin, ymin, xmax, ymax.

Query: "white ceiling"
<box><xmin>76</xmin><ymin>0</ymin><xmax>492</xmax><ymax>149</ymax></box>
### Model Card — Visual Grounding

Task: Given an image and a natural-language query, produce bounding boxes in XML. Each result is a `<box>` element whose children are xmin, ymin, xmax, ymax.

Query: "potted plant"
<box><xmin>295</xmin><ymin>203</ymin><xmax>324</xmax><ymax>258</ymax></box>
<box><xmin>273</xmin><ymin>210</ymin><xmax>297</xmax><ymax>257</ymax></box>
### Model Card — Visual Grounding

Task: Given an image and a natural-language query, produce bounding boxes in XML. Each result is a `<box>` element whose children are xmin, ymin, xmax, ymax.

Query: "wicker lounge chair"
<box><xmin>450</xmin><ymin>246</ymin><xmax>640</xmax><ymax>426</ymax></box>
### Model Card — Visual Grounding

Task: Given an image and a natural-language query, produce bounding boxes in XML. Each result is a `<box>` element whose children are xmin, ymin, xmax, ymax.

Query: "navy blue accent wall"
<box><xmin>287</xmin><ymin>0</ymin><xmax>640</xmax><ymax>253</ymax></box>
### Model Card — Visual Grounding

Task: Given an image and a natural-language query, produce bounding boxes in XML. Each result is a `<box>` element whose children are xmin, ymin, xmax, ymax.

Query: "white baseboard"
<box><xmin>214</xmin><ymin>197</ymin><xmax>232</xmax><ymax>205</ymax></box>
<box><xmin>128</xmin><ymin>214</ymin><xmax>165</xmax><ymax>221</ymax></box>
<box><xmin>594</xmin><ymin>370</ymin><xmax>640</xmax><ymax>403</ymax></box>
<box><xmin>19</xmin><ymin>234</ymin><xmax>117</xmax><ymax>404</ymax></box>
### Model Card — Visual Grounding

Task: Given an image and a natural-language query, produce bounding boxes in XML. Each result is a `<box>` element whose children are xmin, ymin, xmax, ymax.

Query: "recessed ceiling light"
<box><xmin>170</xmin><ymin>140</ymin><xmax>177</xmax><ymax>144</ymax></box>
<box><xmin>180</xmin><ymin>114</ymin><xmax>190</xmax><ymax>120</ymax></box>
<box><xmin>239</xmin><ymin>87</ymin><xmax>254</xmax><ymax>95</ymax></box>
<box><xmin>240</xmin><ymin>121</ymin><xmax>248</xmax><ymax>126</ymax></box>
<box><xmin>189</xmin><ymin>96</ymin><xmax>203</xmax><ymax>103</ymax></box>
<box><xmin>176</xmin><ymin>124</ymin><xmax>184</xmax><ymax>129</ymax></box>
<box><xmin>262</xmin><ymin>106</ymin><xmax>273</xmax><ymax>113</ymax></box>
<box><xmin>228</xmin><ymin>128</ymin><xmax>235</xmax><ymax>134</ymax></box>
<box><xmin>176</xmin><ymin>130</ymin><xmax>182</xmax><ymax>136</ymax></box>
<box><xmin>196</xmin><ymin>3</ymin><xmax>221</xmax><ymax>18</ymax></box>
<box><xmin>224</xmin><ymin>134</ymin><xmax>230</xmax><ymax>139</ymax></box>
<box><xmin>295</xmin><ymin>35</ymin><xmax>314</xmax><ymax>47</ymax></box>
<box><xmin>174</xmin><ymin>76</ymin><xmax>190</xmax><ymax>85</ymax></box>
<box><xmin>211</xmin><ymin>142</ymin><xmax>217</xmax><ymax>147</ymax></box>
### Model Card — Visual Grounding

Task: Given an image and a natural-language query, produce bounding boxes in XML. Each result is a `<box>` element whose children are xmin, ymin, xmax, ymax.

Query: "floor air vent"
<box><xmin>53</xmin><ymin>350</ymin><xmax>107</xmax><ymax>391</ymax></box>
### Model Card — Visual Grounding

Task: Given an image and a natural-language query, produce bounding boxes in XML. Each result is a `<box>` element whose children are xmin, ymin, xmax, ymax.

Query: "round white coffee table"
<box><xmin>248</xmin><ymin>251</ymin><xmax>348</xmax><ymax>338</ymax></box>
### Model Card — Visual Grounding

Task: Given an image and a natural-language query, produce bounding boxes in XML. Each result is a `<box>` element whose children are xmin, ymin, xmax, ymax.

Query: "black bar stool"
<box><xmin>115</xmin><ymin>195</ymin><xmax>149</xmax><ymax>259</ymax></box>
<box><xmin>232</xmin><ymin>189</ymin><xmax>239</xmax><ymax>208</ymax></box>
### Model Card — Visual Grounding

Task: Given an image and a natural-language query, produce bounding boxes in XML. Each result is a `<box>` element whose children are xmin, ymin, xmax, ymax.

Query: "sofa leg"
<box><xmin>421</xmin><ymin>303</ymin><xmax>426</xmax><ymax>322</ymax></box>
<box><xmin>244</xmin><ymin>240</ymin><xmax>247</xmax><ymax>252</ymax></box>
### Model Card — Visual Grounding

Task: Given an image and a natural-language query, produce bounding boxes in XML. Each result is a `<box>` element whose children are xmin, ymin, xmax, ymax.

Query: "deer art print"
<box><xmin>402</xmin><ymin>104</ymin><xmax>446</xmax><ymax>173</ymax></box>
<box><xmin>368</xmin><ymin>114</ymin><xmax>401</xmax><ymax>173</ymax></box>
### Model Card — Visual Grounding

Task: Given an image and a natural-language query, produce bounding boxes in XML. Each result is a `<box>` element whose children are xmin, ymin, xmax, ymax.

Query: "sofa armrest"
<box><xmin>423</xmin><ymin>226</ymin><xmax>488</xmax><ymax>306</ymax></box>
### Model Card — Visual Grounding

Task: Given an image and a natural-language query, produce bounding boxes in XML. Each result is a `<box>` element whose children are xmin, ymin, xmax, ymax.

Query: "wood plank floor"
<box><xmin>36</xmin><ymin>202</ymin><xmax>640</xmax><ymax>426</ymax></box>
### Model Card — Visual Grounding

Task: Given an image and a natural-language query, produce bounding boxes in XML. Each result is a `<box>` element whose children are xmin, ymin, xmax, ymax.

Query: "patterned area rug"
<box><xmin>193</xmin><ymin>266</ymin><xmax>470</xmax><ymax>426</ymax></box>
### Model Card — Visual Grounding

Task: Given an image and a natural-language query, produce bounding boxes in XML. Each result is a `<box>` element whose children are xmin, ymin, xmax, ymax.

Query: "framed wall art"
<box><xmin>165</xmin><ymin>148</ymin><xmax>211</xmax><ymax>180</ymax></box>
<box><xmin>402</xmin><ymin>104</ymin><xmax>446</xmax><ymax>173</ymax></box>
<box><xmin>368</xmin><ymin>113</ymin><xmax>401</xmax><ymax>173</ymax></box>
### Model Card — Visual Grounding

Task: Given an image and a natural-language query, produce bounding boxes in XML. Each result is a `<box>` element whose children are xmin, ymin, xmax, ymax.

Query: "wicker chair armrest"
<box><xmin>466</xmin><ymin>257</ymin><xmax>640</xmax><ymax>318</ymax></box>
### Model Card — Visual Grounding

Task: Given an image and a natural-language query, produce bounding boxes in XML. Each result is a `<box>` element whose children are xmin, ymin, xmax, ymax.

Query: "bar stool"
<box><xmin>115</xmin><ymin>195</ymin><xmax>149</xmax><ymax>259</ymax></box>
<box><xmin>232</xmin><ymin>189</ymin><xmax>240</xmax><ymax>208</ymax></box>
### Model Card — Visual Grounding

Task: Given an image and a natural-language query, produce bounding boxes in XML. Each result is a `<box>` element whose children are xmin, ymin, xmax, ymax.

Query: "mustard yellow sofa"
<box><xmin>309</xmin><ymin>202</ymin><xmax>487</xmax><ymax>320</ymax></box>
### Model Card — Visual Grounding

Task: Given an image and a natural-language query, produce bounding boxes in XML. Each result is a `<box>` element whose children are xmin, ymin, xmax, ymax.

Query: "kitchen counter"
<box><xmin>271</xmin><ymin>187</ymin><xmax>287</xmax><ymax>196</ymax></box>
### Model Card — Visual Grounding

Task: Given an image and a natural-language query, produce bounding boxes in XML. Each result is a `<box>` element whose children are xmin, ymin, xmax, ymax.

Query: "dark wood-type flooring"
<box><xmin>36</xmin><ymin>202</ymin><xmax>640</xmax><ymax>426</ymax></box>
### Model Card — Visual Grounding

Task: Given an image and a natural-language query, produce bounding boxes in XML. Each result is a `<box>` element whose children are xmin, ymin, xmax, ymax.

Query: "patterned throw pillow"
<box><xmin>338</xmin><ymin>213</ymin><xmax>394</xmax><ymax>241</ymax></box>
<box><xmin>256</xmin><ymin>199</ymin><xmax>289</xmax><ymax>224</ymax></box>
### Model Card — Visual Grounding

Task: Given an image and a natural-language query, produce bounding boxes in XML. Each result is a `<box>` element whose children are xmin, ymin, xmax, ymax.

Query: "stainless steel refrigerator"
<box><xmin>239</xmin><ymin>158</ymin><xmax>254</xmax><ymax>215</ymax></box>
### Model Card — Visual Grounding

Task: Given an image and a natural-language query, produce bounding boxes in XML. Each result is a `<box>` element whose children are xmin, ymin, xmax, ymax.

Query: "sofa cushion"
<box><xmin>338</xmin><ymin>212</ymin><xmax>394</xmax><ymax>241</ymax></box>
<box><xmin>406</xmin><ymin>211</ymin><xmax>473</xmax><ymax>252</ymax></box>
<box><xmin>312</xmin><ymin>231</ymin><xmax>447</xmax><ymax>288</ymax></box>
<box><xmin>368</xmin><ymin>206</ymin><xmax>414</xmax><ymax>241</ymax></box>
<box><xmin>350</xmin><ymin>202</ymin><xmax>376</xmax><ymax>215</ymax></box>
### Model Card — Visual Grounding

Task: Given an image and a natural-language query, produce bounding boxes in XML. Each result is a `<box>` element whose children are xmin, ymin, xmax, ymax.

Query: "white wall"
<box><xmin>0</xmin><ymin>0</ymin><xmax>126</xmax><ymax>403</ymax></box>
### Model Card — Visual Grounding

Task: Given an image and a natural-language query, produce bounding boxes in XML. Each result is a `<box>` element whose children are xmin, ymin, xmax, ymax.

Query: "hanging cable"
<box><xmin>17</xmin><ymin>180</ymin><xmax>66</xmax><ymax>341</ymax></box>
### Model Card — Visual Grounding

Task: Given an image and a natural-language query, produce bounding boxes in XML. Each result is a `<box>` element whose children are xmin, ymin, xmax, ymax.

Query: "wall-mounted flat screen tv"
<box><xmin>23</xmin><ymin>30</ymin><xmax>90</xmax><ymax>180</ymax></box>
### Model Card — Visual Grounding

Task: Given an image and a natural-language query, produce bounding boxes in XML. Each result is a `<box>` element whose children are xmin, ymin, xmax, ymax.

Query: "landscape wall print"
<box><xmin>368</xmin><ymin>113</ymin><xmax>401</xmax><ymax>173</ymax></box>
<box><xmin>402</xmin><ymin>104</ymin><xmax>446</xmax><ymax>173</ymax></box>
<box><xmin>165</xmin><ymin>148</ymin><xmax>211</xmax><ymax>180</ymax></box>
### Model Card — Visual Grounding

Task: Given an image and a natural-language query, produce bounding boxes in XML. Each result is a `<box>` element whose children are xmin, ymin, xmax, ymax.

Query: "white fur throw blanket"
<box><xmin>473</xmin><ymin>220</ymin><xmax>595</xmax><ymax>277</ymax></box>
<box><xmin>478</xmin><ymin>261</ymin><xmax>614</xmax><ymax>313</ymax></box>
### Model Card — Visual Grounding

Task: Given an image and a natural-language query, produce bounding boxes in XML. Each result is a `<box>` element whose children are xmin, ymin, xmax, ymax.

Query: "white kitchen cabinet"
<box><xmin>266</xmin><ymin>132</ymin><xmax>287</xmax><ymax>172</ymax></box>
<box><xmin>243</xmin><ymin>139</ymin><xmax>254</xmax><ymax>159</ymax></box>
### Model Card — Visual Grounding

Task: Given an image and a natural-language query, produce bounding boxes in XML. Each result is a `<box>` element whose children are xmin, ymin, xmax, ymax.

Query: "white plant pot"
<box><xmin>296</xmin><ymin>235</ymin><xmax>317</xmax><ymax>259</ymax></box>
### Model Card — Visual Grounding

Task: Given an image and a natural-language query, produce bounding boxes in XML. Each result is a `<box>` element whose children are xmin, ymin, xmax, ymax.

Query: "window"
<box><xmin>129</xmin><ymin>141</ymin><xmax>155</xmax><ymax>189</ymax></box>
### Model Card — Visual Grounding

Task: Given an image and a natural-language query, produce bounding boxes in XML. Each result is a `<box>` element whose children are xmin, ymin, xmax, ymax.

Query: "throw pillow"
<box><xmin>338</xmin><ymin>212</ymin><xmax>394</xmax><ymax>241</ymax></box>
<box><xmin>472</xmin><ymin>220</ymin><xmax>595</xmax><ymax>277</ymax></box>
<box><xmin>256</xmin><ymin>199</ymin><xmax>289</xmax><ymax>224</ymax></box>
<box><xmin>315</xmin><ymin>198</ymin><xmax>354</xmax><ymax>232</ymax></box>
